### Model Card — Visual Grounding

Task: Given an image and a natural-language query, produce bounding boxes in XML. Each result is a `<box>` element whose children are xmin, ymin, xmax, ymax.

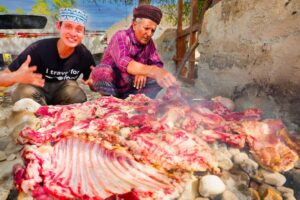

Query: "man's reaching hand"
<box><xmin>152</xmin><ymin>67</ymin><xmax>177</xmax><ymax>88</ymax></box>
<box><xmin>81</xmin><ymin>66</ymin><xmax>95</xmax><ymax>91</ymax></box>
<box><xmin>134</xmin><ymin>75</ymin><xmax>147</xmax><ymax>89</ymax></box>
<box><xmin>14</xmin><ymin>55</ymin><xmax>45</xmax><ymax>87</ymax></box>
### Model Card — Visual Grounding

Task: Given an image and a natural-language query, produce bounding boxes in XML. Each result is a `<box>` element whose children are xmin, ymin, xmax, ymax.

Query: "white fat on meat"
<box><xmin>127</xmin><ymin>128</ymin><xmax>217</xmax><ymax>171</ymax></box>
<box><xmin>22</xmin><ymin>137</ymin><xmax>184</xmax><ymax>199</ymax></box>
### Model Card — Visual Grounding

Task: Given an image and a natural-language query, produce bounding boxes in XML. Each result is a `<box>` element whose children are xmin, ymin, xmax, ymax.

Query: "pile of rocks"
<box><xmin>0</xmin><ymin>91</ymin><xmax>299</xmax><ymax>200</ymax></box>
<box><xmin>178</xmin><ymin>142</ymin><xmax>299</xmax><ymax>200</ymax></box>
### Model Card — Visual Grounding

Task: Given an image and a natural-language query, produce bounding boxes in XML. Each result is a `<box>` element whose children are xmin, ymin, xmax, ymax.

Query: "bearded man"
<box><xmin>89</xmin><ymin>5</ymin><xmax>177</xmax><ymax>99</ymax></box>
<box><xmin>7</xmin><ymin>8</ymin><xmax>95</xmax><ymax>105</ymax></box>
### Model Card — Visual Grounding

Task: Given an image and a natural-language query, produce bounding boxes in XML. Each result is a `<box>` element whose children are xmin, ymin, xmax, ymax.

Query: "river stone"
<box><xmin>0</xmin><ymin>127</ymin><xmax>9</xmax><ymax>138</ymax></box>
<box><xmin>218</xmin><ymin>157</ymin><xmax>233</xmax><ymax>171</ymax></box>
<box><xmin>284</xmin><ymin>169</ymin><xmax>300</xmax><ymax>199</ymax></box>
<box><xmin>212</xmin><ymin>143</ymin><xmax>230</xmax><ymax>158</ymax></box>
<box><xmin>7</xmin><ymin>111</ymin><xmax>39</xmax><ymax>140</ymax></box>
<box><xmin>0</xmin><ymin>136</ymin><xmax>10</xmax><ymax>151</ymax></box>
<box><xmin>239</xmin><ymin>158</ymin><xmax>259</xmax><ymax>175</ymax></box>
<box><xmin>0</xmin><ymin>151</ymin><xmax>6</xmax><ymax>162</ymax></box>
<box><xmin>12</xmin><ymin>98</ymin><xmax>41</xmax><ymax>113</ymax></box>
<box><xmin>232</xmin><ymin>152</ymin><xmax>248</xmax><ymax>164</ymax></box>
<box><xmin>249</xmin><ymin>188</ymin><xmax>260</xmax><ymax>200</ymax></box>
<box><xmin>221</xmin><ymin>190</ymin><xmax>239</xmax><ymax>200</ymax></box>
<box><xmin>0</xmin><ymin>158</ymin><xmax>22</xmax><ymax>197</ymax></box>
<box><xmin>261</xmin><ymin>169</ymin><xmax>286</xmax><ymax>186</ymax></box>
<box><xmin>178</xmin><ymin>175</ymin><xmax>199</xmax><ymax>200</ymax></box>
<box><xmin>15</xmin><ymin>191</ymin><xmax>34</xmax><ymax>200</ymax></box>
<box><xmin>4</xmin><ymin>142</ymin><xmax>23</xmax><ymax>155</ymax></box>
<box><xmin>294</xmin><ymin>160</ymin><xmax>300</xmax><ymax>169</ymax></box>
<box><xmin>228</xmin><ymin>147</ymin><xmax>240</xmax><ymax>157</ymax></box>
<box><xmin>216</xmin><ymin>146</ymin><xmax>232</xmax><ymax>158</ymax></box>
<box><xmin>0</xmin><ymin>156</ymin><xmax>22</xmax><ymax>182</ymax></box>
<box><xmin>216</xmin><ymin>151</ymin><xmax>233</xmax><ymax>170</ymax></box>
<box><xmin>261</xmin><ymin>187</ymin><xmax>283</xmax><ymax>200</ymax></box>
<box><xmin>276</xmin><ymin>186</ymin><xmax>294</xmax><ymax>196</ymax></box>
<box><xmin>277</xmin><ymin>186</ymin><xmax>296</xmax><ymax>200</ymax></box>
<box><xmin>282</xmin><ymin>193</ymin><xmax>296</xmax><ymax>200</ymax></box>
<box><xmin>221</xmin><ymin>170</ymin><xmax>253</xmax><ymax>200</ymax></box>
<box><xmin>0</xmin><ymin>186</ymin><xmax>9</xmax><ymax>200</ymax></box>
<box><xmin>6</xmin><ymin>154</ymin><xmax>16</xmax><ymax>161</ymax></box>
<box><xmin>0</xmin><ymin>107</ymin><xmax>12</xmax><ymax>121</ymax></box>
<box><xmin>199</xmin><ymin>175</ymin><xmax>226</xmax><ymax>197</ymax></box>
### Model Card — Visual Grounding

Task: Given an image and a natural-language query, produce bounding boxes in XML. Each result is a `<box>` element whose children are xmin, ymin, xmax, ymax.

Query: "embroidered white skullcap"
<box><xmin>59</xmin><ymin>8</ymin><xmax>88</xmax><ymax>26</ymax></box>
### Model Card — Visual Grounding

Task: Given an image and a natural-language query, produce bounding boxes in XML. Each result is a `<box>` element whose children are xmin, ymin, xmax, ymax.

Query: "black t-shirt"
<box><xmin>9</xmin><ymin>38</ymin><xmax>95</xmax><ymax>81</ymax></box>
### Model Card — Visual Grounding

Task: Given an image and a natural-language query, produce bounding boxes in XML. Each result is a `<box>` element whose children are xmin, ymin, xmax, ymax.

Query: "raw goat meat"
<box><xmin>14</xmin><ymin>87</ymin><xmax>299</xmax><ymax>199</ymax></box>
<box><xmin>16</xmin><ymin>137</ymin><xmax>185</xmax><ymax>199</ymax></box>
<box><xmin>234</xmin><ymin>119</ymin><xmax>299</xmax><ymax>172</ymax></box>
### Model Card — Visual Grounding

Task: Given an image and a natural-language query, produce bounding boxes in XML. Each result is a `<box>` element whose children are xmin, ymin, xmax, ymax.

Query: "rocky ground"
<box><xmin>0</xmin><ymin>82</ymin><xmax>101</xmax><ymax>199</ymax></box>
<box><xmin>0</xmin><ymin>81</ymin><xmax>300</xmax><ymax>200</ymax></box>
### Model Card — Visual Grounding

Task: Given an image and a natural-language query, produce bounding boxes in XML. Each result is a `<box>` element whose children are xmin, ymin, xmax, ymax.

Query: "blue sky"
<box><xmin>0</xmin><ymin>0</ymin><xmax>136</xmax><ymax>30</ymax></box>
<box><xmin>0</xmin><ymin>0</ymin><xmax>165</xmax><ymax>30</ymax></box>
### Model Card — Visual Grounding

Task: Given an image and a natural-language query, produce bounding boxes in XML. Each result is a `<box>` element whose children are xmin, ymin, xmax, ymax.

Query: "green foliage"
<box><xmin>15</xmin><ymin>7</ymin><xmax>25</xmax><ymax>14</ymax></box>
<box><xmin>159</xmin><ymin>0</ymin><xmax>204</xmax><ymax>25</ymax></box>
<box><xmin>52</xmin><ymin>0</ymin><xmax>76</xmax><ymax>10</ymax></box>
<box><xmin>0</xmin><ymin>0</ymin><xmax>77</xmax><ymax>16</ymax></box>
<box><xmin>138</xmin><ymin>0</ymin><xmax>151</xmax><ymax>5</ymax></box>
<box><xmin>0</xmin><ymin>4</ymin><xmax>8</xmax><ymax>13</ymax></box>
<box><xmin>31</xmin><ymin>0</ymin><xmax>51</xmax><ymax>15</ymax></box>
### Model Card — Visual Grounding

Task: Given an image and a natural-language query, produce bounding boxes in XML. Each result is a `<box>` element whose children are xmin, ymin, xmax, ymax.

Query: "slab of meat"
<box><xmin>14</xmin><ymin>88</ymin><xmax>299</xmax><ymax>199</ymax></box>
<box><xmin>236</xmin><ymin>120</ymin><xmax>299</xmax><ymax>172</ymax></box>
<box><xmin>18</xmin><ymin>95</ymin><xmax>219</xmax><ymax>173</ymax></box>
<box><xmin>126</xmin><ymin>126</ymin><xmax>218</xmax><ymax>172</ymax></box>
<box><xmin>17</xmin><ymin>136</ymin><xmax>186</xmax><ymax>199</ymax></box>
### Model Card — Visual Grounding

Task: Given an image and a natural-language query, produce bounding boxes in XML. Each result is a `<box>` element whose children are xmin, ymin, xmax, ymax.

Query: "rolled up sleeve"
<box><xmin>109</xmin><ymin>32</ymin><xmax>132</xmax><ymax>72</ymax></box>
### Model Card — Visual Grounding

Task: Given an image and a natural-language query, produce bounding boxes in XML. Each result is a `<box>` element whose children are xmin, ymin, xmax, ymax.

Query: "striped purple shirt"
<box><xmin>101</xmin><ymin>26</ymin><xmax>163</xmax><ymax>71</ymax></box>
<box><xmin>91</xmin><ymin>26</ymin><xmax>163</xmax><ymax>98</ymax></box>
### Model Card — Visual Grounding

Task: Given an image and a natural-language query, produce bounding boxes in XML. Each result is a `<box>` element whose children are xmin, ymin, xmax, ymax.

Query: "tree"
<box><xmin>159</xmin><ymin>0</ymin><xmax>205</xmax><ymax>25</ymax></box>
<box><xmin>52</xmin><ymin>0</ymin><xmax>76</xmax><ymax>11</ymax></box>
<box><xmin>138</xmin><ymin>0</ymin><xmax>151</xmax><ymax>5</ymax></box>
<box><xmin>0</xmin><ymin>4</ymin><xmax>8</xmax><ymax>13</ymax></box>
<box><xmin>31</xmin><ymin>0</ymin><xmax>51</xmax><ymax>15</ymax></box>
<box><xmin>15</xmin><ymin>7</ymin><xmax>25</xmax><ymax>14</ymax></box>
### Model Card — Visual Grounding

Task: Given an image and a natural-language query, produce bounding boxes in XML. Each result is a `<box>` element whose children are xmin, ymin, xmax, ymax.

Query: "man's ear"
<box><xmin>56</xmin><ymin>21</ymin><xmax>61</xmax><ymax>30</ymax></box>
<box><xmin>132</xmin><ymin>21</ymin><xmax>137</xmax><ymax>31</ymax></box>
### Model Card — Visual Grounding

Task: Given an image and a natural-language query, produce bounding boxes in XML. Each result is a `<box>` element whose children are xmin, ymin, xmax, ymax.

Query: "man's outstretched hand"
<box><xmin>81</xmin><ymin>66</ymin><xmax>95</xmax><ymax>91</ymax></box>
<box><xmin>127</xmin><ymin>60</ymin><xmax>177</xmax><ymax>89</ymax></box>
<box><xmin>152</xmin><ymin>67</ymin><xmax>177</xmax><ymax>88</ymax></box>
<box><xmin>134</xmin><ymin>75</ymin><xmax>147</xmax><ymax>89</ymax></box>
<box><xmin>14</xmin><ymin>55</ymin><xmax>45</xmax><ymax>87</ymax></box>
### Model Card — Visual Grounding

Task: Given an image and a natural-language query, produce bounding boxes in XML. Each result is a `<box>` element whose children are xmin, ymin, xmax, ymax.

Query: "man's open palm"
<box><xmin>16</xmin><ymin>55</ymin><xmax>45</xmax><ymax>87</ymax></box>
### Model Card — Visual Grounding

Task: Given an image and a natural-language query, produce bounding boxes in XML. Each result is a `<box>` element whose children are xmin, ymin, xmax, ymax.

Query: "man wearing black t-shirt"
<box><xmin>7</xmin><ymin>8</ymin><xmax>95</xmax><ymax>105</ymax></box>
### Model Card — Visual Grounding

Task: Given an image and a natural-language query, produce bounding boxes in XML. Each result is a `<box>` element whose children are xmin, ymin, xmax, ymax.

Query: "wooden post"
<box><xmin>188</xmin><ymin>0</ymin><xmax>198</xmax><ymax>79</ymax></box>
<box><xmin>175</xmin><ymin>0</ymin><xmax>213</xmax><ymax>83</ymax></box>
<box><xmin>176</xmin><ymin>0</ymin><xmax>185</xmax><ymax>72</ymax></box>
